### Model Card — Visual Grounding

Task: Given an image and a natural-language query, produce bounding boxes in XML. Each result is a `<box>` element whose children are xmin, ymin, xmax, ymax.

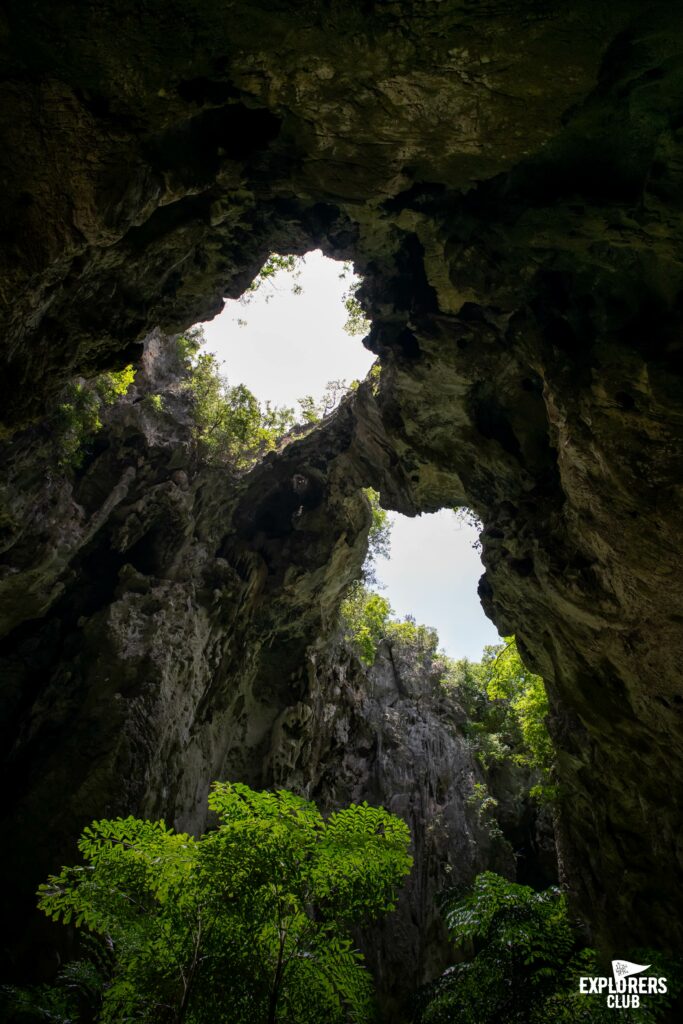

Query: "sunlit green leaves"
<box><xmin>482</xmin><ymin>638</ymin><xmax>556</xmax><ymax>800</ymax></box>
<box><xmin>36</xmin><ymin>783</ymin><xmax>411</xmax><ymax>1024</ymax></box>
<box><xmin>338</xmin><ymin>262</ymin><xmax>370</xmax><ymax>337</ymax></box>
<box><xmin>340</xmin><ymin>583</ymin><xmax>439</xmax><ymax>666</ymax></box>
<box><xmin>53</xmin><ymin>364</ymin><xmax>136</xmax><ymax>468</ymax></box>
<box><xmin>184</xmin><ymin>348</ymin><xmax>297</xmax><ymax>467</ymax></box>
<box><xmin>340</xmin><ymin>585</ymin><xmax>393</xmax><ymax>665</ymax></box>
<box><xmin>441</xmin><ymin>638</ymin><xmax>556</xmax><ymax>801</ymax></box>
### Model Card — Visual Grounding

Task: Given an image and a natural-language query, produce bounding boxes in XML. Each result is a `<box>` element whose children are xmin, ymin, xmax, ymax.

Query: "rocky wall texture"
<box><xmin>0</xmin><ymin>332</ymin><xmax>373</xmax><ymax>970</ymax></box>
<box><xmin>267</xmin><ymin>638</ymin><xmax>517</xmax><ymax>1017</ymax></box>
<box><xmin>1</xmin><ymin>0</ymin><xmax>682</xmax><ymax>967</ymax></box>
<box><xmin>1</xmin><ymin>336</ymin><xmax>535</xmax><ymax>1015</ymax></box>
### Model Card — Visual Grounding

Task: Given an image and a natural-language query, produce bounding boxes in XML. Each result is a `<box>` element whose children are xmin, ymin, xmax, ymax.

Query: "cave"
<box><xmin>1</xmin><ymin>1</ymin><xmax>682</xmax><ymax>1020</ymax></box>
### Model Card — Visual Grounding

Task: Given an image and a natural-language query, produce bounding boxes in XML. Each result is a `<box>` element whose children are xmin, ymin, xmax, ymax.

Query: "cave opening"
<box><xmin>194</xmin><ymin>248</ymin><xmax>498</xmax><ymax>662</ymax></box>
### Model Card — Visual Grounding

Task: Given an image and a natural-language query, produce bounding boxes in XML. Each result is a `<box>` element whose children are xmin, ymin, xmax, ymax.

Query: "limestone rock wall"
<box><xmin>1</xmin><ymin>335</ymin><xmax>534</xmax><ymax>1011</ymax></box>
<box><xmin>267</xmin><ymin>639</ymin><xmax>517</xmax><ymax>1017</ymax></box>
<box><xmin>0</xmin><ymin>333</ymin><xmax>374</xmax><ymax>968</ymax></box>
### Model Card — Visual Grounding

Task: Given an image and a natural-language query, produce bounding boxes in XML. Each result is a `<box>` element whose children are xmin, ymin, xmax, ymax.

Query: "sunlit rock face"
<box><xmin>1</xmin><ymin>0</ymin><xmax>683</xmax><ymax>971</ymax></box>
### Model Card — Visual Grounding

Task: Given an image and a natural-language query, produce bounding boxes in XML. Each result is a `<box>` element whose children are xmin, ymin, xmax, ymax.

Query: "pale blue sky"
<box><xmin>200</xmin><ymin>250</ymin><xmax>500</xmax><ymax>661</ymax></box>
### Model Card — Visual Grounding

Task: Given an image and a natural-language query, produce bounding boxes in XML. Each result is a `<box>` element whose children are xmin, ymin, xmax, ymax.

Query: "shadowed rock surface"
<box><xmin>1</xmin><ymin>336</ymin><xmax>532</xmax><ymax>1014</ymax></box>
<box><xmin>268</xmin><ymin>637</ymin><xmax>519</xmax><ymax>1016</ymax></box>
<box><xmin>1</xmin><ymin>0</ymin><xmax>682</xmax><ymax>979</ymax></box>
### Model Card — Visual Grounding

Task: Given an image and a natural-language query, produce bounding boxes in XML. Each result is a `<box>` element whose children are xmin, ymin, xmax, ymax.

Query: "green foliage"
<box><xmin>386</xmin><ymin>616</ymin><xmax>439</xmax><ymax>658</ymax></box>
<box><xmin>340</xmin><ymin>588</ymin><xmax>553</xmax><ymax>799</ymax></box>
<box><xmin>452</xmin><ymin>506</ymin><xmax>483</xmax><ymax>551</ymax></box>
<box><xmin>483</xmin><ymin>639</ymin><xmax>555</xmax><ymax>800</ymax></box>
<box><xmin>54</xmin><ymin>383</ymin><xmax>104</xmax><ymax>468</ymax></box>
<box><xmin>441</xmin><ymin>639</ymin><xmax>555</xmax><ymax>801</ymax></box>
<box><xmin>243</xmin><ymin>253</ymin><xmax>304</xmax><ymax>304</ymax></box>
<box><xmin>441</xmin><ymin>658</ymin><xmax>511</xmax><ymax>767</ymax></box>
<box><xmin>1</xmin><ymin>948</ymin><xmax>107</xmax><ymax>1023</ymax></box>
<box><xmin>186</xmin><ymin>351</ymin><xmax>296</xmax><ymax>467</ymax></box>
<box><xmin>415</xmin><ymin>873</ymin><xmax>677</xmax><ymax>1024</ymax></box>
<box><xmin>54</xmin><ymin>365</ymin><xmax>136</xmax><ymax>468</ymax></box>
<box><xmin>343</xmin><ymin>293</ymin><xmax>370</xmax><ymax>336</ymax></box>
<box><xmin>340</xmin><ymin>583</ymin><xmax>439</xmax><ymax>667</ymax></box>
<box><xmin>94</xmin><ymin>364</ymin><xmax>136</xmax><ymax>405</ymax></box>
<box><xmin>37</xmin><ymin>783</ymin><xmax>412</xmax><ymax>1024</ymax></box>
<box><xmin>367</xmin><ymin>362</ymin><xmax>381</xmax><ymax>395</ymax></box>
<box><xmin>366</xmin><ymin>489</ymin><xmax>391</xmax><ymax>561</ymax></box>
<box><xmin>466</xmin><ymin>783</ymin><xmax>503</xmax><ymax>840</ymax></box>
<box><xmin>176</xmin><ymin>328</ymin><xmax>203</xmax><ymax>363</ymax></box>
<box><xmin>298</xmin><ymin>363</ymin><xmax>380</xmax><ymax>425</ymax></box>
<box><xmin>144</xmin><ymin>392</ymin><xmax>165</xmax><ymax>413</ymax></box>
<box><xmin>234</xmin><ymin>254</ymin><xmax>372</xmax><ymax>339</ymax></box>
<box><xmin>298</xmin><ymin>379</ymin><xmax>351</xmax><ymax>424</ymax></box>
<box><xmin>340</xmin><ymin>585</ymin><xmax>393</xmax><ymax>666</ymax></box>
<box><xmin>362</xmin><ymin>488</ymin><xmax>392</xmax><ymax>585</ymax></box>
<box><xmin>339</xmin><ymin>262</ymin><xmax>371</xmax><ymax>337</ymax></box>
<box><xmin>235</xmin><ymin>254</ymin><xmax>304</xmax><ymax>325</ymax></box>
<box><xmin>180</xmin><ymin>253</ymin><xmax>377</xmax><ymax>457</ymax></box>
<box><xmin>180</xmin><ymin>323</ymin><xmax>381</xmax><ymax>467</ymax></box>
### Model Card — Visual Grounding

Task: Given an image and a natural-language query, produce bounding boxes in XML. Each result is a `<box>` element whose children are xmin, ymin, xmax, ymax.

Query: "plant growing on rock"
<box><xmin>338</xmin><ymin>261</ymin><xmax>371</xmax><ymax>337</ymax></box>
<box><xmin>482</xmin><ymin>638</ymin><xmax>555</xmax><ymax>801</ymax></box>
<box><xmin>443</xmin><ymin>638</ymin><xmax>556</xmax><ymax>801</ymax></box>
<box><xmin>36</xmin><ymin>783</ymin><xmax>412</xmax><ymax>1024</ymax></box>
<box><xmin>362</xmin><ymin>488</ymin><xmax>392</xmax><ymax>584</ymax></box>
<box><xmin>340</xmin><ymin>583</ymin><xmax>439</xmax><ymax>667</ymax></box>
<box><xmin>54</xmin><ymin>364</ymin><xmax>136</xmax><ymax>468</ymax></box>
<box><xmin>298</xmin><ymin>379</ymin><xmax>352</xmax><ymax>424</ymax></box>
<box><xmin>185</xmin><ymin>350</ymin><xmax>297</xmax><ymax>467</ymax></box>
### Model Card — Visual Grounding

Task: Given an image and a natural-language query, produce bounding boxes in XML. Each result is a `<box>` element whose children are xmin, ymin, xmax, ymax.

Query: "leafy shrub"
<box><xmin>340</xmin><ymin>583</ymin><xmax>439</xmax><ymax>667</ymax></box>
<box><xmin>482</xmin><ymin>639</ymin><xmax>555</xmax><ymax>800</ymax></box>
<box><xmin>1</xmin><ymin>940</ymin><xmax>109</xmax><ymax>1023</ymax></box>
<box><xmin>36</xmin><ymin>783</ymin><xmax>412</xmax><ymax>1024</ymax></box>
<box><xmin>298</xmin><ymin>379</ymin><xmax>352</xmax><ymax>424</ymax></box>
<box><xmin>185</xmin><ymin>351</ymin><xmax>296</xmax><ymax>467</ymax></box>
<box><xmin>181</xmin><ymin>337</ymin><xmax>378</xmax><ymax>467</ymax></box>
<box><xmin>441</xmin><ymin>639</ymin><xmax>555</xmax><ymax>800</ymax></box>
<box><xmin>466</xmin><ymin>782</ymin><xmax>503</xmax><ymax>840</ymax></box>
<box><xmin>385</xmin><ymin>617</ymin><xmax>439</xmax><ymax>659</ymax></box>
<box><xmin>297</xmin><ymin>367</ymin><xmax>378</xmax><ymax>425</ymax></box>
<box><xmin>415</xmin><ymin>873</ymin><xmax>676</xmax><ymax>1024</ymax></box>
<box><xmin>143</xmin><ymin>393</ymin><xmax>165</xmax><ymax>413</ymax></box>
<box><xmin>54</xmin><ymin>365</ymin><xmax>136</xmax><ymax>468</ymax></box>
<box><xmin>362</xmin><ymin>488</ymin><xmax>392</xmax><ymax>585</ymax></box>
<box><xmin>338</xmin><ymin>261</ymin><xmax>371</xmax><ymax>337</ymax></box>
<box><xmin>340</xmin><ymin>584</ymin><xmax>393</xmax><ymax>666</ymax></box>
<box><xmin>93</xmin><ymin>364</ymin><xmax>136</xmax><ymax>405</ymax></box>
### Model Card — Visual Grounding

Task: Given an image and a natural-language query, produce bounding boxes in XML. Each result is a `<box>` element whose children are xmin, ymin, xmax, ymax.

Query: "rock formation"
<box><xmin>1</xmin><ymin>335</ymin><xmax>531</xmax><ymax>1015</ymax></box>
<box><xmin>268</xmin><ymin>637</ymin><xmax>519</xmax><ymax>1016</ymax></box>
<box><xmin>1</xmin><ymin>0</ymin><xmax>682</xmax><ymax>982</ymax></box>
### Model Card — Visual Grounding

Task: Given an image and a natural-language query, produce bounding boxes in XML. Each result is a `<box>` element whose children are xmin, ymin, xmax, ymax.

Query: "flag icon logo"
<box><xmin>612</xmin><ymin>960</ymin><xmax>651</xmax><ymax>980</ymax></box>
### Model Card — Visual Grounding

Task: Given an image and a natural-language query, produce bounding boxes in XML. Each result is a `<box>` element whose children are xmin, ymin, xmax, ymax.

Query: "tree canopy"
<box><xmin>35</xmin><ymin>783</ymin><xmax>412</xmax><ymax>1024</ymax></box>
